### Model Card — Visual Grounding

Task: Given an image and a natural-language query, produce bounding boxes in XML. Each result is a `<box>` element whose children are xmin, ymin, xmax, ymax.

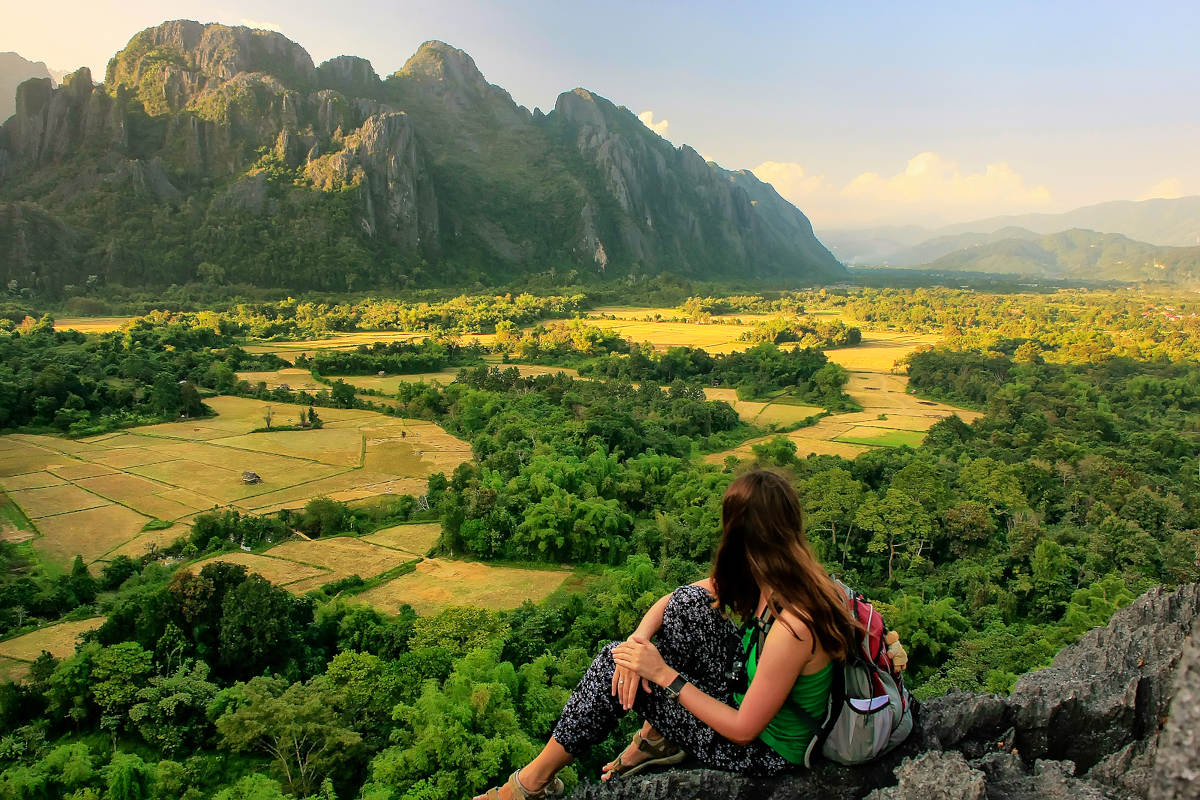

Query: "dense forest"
<box><xmin>1</xmin><ymin>288</ymin><xmax>1198</xmax><ymax>799</ymax></box>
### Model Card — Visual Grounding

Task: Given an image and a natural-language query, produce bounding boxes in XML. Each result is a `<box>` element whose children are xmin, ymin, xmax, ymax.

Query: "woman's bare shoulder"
<box><xmin>771</xmin><ymin>603</ymin><xmax>815</xmax><ymax>646</ymax></box>
<box><xmin>690</xmin><ymin>577</ymin><xmax>716</xmax><ymax>593</ymax></box>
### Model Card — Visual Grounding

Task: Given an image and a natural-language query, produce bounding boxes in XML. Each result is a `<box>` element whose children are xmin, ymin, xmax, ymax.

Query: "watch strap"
<box><xmin>665</xmin><ymin>674</ymin><xmax>687</xmax><ymax>701</ymax></box>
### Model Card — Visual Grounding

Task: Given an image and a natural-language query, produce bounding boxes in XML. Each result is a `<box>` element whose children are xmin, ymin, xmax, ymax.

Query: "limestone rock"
<box><xmin>1007</xmin><ymin>583</ymin><xmax>1199</xmax><ymax>770</ymax></box>
<box><xmin>0</xmin><ymin>20</ymin><xmax>847</xmax><ymax>289</ymax></box>
<box><xmin>1150</xmin><ymin>630</ymin><xmax>1200</xmax><ymax>799</ymax></box>
<box><xmin>317</xmin><ymin>55</ymin><xmax>381</xmax><ymax>97</ymax></box>
<box><xmin>865</xmin><ymin>752</ymin><xmax>986</xmax><ymax>800</ymax></box>
<box><xmin>549</xmin><ymin>87</ymin><xmax>844</xmax><ymax>280</ymax></box>
<box><xmin>304</xmin><ymin>111</ymin><xmax>437</xmax><ymax>252</ymax></box>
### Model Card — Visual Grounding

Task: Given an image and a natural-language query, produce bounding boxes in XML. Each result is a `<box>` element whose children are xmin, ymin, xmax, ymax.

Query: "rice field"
<box><xmin>582</xmin><ymin>319</ymin><xmax>755</xmax><ymax>353</ymax></box>
<box><xmin>706</xmin><ymin>372</ymin><xmax>980</xmax><ymax>465</ymax></box>
<box><xmin>0</xmin><ymin>617</ymin><xmax>105</xmax><ymax>663</ymax></box>
<box><xmin>701</xmin><ymin>388</ymin><xmax>824</xmax><ymax>427</ymax></box>
<box><xmin>235</xmin><ymin>368</ymin><xmax>325</xmax><ymax>391</ymax></box>
<box><xmin>324</xmin><ymin>363</ymin><xmax>580</xmax><ymax>395</ymax></box>
<box><xmin>354</xmin><ymin>558</ymin><xmax>570</xmax><ymax>615</ymax></box>
<box><xmin>54</xmin><ymin>317</ymin><xmax>135</xmax><ymax>333</ymax></box>
<box><xmin>822</xmin><ymin>332</ymin><xmax>942</xmax><ymax>373</ymax></box>
<box><xmin>264</xmin><ymin>537</ymin><xmax>414</xmax><ymax>594</ymax></box>
<box><xmin>361</xmin><ymin>522</ymin><xmax>442</xmax><ymax>556</ymax></box>
<box><xmin>0</xmin><ymin>397</ymin><xmax>470</xmax><ymax>567</ymax></box>
<box><xmin>0</xmin><ymin>657</ymin><xmax>29</xmax><ymax>684</ymax></box>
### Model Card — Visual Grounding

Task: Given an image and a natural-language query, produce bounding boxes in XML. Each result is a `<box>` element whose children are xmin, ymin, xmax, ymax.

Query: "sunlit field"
<box><xmin>0</xmin><ymin>398</ymin><xmax>470</xmax><ymax>566</ymax></box>
<box><xmin>354</xmin><ymin>558</ymin><xmax>570</xmax><ymax>615</ymax></box>
<box><xmin>706</xmin><ymin>372</ymin><xmax>980</xmax><ymax>464</ymax></box>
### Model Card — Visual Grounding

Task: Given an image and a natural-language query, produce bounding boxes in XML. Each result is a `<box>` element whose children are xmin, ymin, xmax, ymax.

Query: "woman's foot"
<box><xmin>472</xmin><ymin>768</ymin><xmax>563</xmax><ymax>800</ymax></box>
<box><xmin>600</xmin><ymin>730</ymin><xmax>684</xmax><ymax>781</ymax></box>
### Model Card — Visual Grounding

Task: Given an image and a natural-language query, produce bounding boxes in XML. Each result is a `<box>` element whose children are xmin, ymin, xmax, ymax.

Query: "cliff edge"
<box><xmin>570</xmin><ymin>583</ymin><xmax>1200</xmax><ymax>799</ymax></box>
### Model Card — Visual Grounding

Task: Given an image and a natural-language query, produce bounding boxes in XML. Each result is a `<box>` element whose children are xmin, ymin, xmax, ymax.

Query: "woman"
<box><xmin>475</xmin><ymin>470</ymin><xmax>862</xmax><ymax>800</ymax></box>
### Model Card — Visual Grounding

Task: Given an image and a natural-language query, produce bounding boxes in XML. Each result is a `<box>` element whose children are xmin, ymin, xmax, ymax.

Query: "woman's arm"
<box><xmin>614</xmin><ymin>580</ymin><xmax>716</xmax><ymax>709</ymax></box>
<box><xmin>614</xmin><ymin>610</ymin><xmax>813</xmax><ymax>747</ymax></box>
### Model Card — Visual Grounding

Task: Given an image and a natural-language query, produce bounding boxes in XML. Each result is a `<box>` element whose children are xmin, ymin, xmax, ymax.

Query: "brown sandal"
<box><xmin>483</xmin><ymin>769</ymin><xmax>564</xmax><ymax>799</ymax></box>
<box><xmin>602</xmin><ymin>731</ymin><xmax>687</xmax><ymax>780</ymax></box>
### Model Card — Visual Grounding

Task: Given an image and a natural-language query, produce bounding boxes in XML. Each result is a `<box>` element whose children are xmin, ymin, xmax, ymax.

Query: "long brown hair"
<box><xmin>711</xmin><ymin>470</ymin><xmax>861</xmax><ymax>660</ymax></box>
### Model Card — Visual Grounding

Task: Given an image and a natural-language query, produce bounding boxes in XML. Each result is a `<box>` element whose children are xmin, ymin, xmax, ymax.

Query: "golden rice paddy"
<box><xmin>53</xmin><ymin>317</ymin><xmax>135</xmax><ymax>334</ymax></box>
<box><xmin>354</xmin><ymin>558</ymin><xmax>570</xmax><ymax>615</ymax></box>
<box><xmin>706</xmin><ymin>372</ymin><xmax>980</xmax><ymax>465</ymax></box>
<box><xmin>0</xmin><ymin>617</ymin><xmax>106</xmax><ymax>663</ymax></box>
<box><xmin>361</xmin><ymin>522</ymin><xmax>442</xmax><ymax>556</ymax></box>
<box><xmin>0</xmin><ymin>397</ymin><xmax>470</xmax><ymax>567</ymax></box>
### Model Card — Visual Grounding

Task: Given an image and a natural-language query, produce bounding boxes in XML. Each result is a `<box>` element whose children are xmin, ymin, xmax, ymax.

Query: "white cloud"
<box><xmin>1138</xmin><ymin>178</ymin><xmax>1184</xmax><ymax>201</ymax></box>
<box><xmin>752</xmin><ymin>152</ymin><xmax>1054</xmax><ymax>227</ymax></box>
<box><xmin>840</xmin><ymin>152</ymin><xmax>1052</xmax><ymax>212</ymax></box>
<box><xmin>751</xmin><ymin>161</ymin><xmax>827</xmax><ymax>198</ymax></box>
<box><xmin>240</xmin><ymin>18</ymin><xmax>283</xmax><ymax>32</ymax></box>
<box><xmin>637</xmin><ymin>111</ymin><xmax>670</xmax><ymax>138</ymax></box>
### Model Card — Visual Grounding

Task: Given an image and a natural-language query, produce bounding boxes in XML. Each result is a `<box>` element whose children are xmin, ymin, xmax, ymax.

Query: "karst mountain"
<box><xmin>0</xmin><ymin>20</ymin><xmax>845</xmax><ymax>294</ymax></box>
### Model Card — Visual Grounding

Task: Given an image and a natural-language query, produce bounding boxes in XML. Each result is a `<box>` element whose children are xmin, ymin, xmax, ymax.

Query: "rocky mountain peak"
<box><xmin>553</xmin><ymin>88</ymin><xmax>611</xmax><ymax>132</ymax></box>
<box><xmin>399</xmin><ymin>40</ymin><xmax>488</xmax><ymax>94</ymax></box>
<box><xmin>316</xmin><ymin>55</ymin><xmax>381</xmax><ymax>96</ymax></box>
<box><xmin>105</xmin><ymin>20</ymin><xmax>316</xmax><ymax>113</ymax></box>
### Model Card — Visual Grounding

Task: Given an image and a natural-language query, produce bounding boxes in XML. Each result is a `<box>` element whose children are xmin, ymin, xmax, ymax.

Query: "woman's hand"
<box><xmin>610</xmin><ymin>660</ymin><xmax>649</xmax><ymax>711</ymax></box>
<box><xmin>612</xmin><ymin>636</ymin><xmax>676</xmax><ymax>688</ymax></box>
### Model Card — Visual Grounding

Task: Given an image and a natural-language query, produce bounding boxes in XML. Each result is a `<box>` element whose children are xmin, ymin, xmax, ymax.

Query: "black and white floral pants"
<box><xmin>551</xmin><ymin>584</ymin><xmax>791</xmax><ymax>775</ymax></box>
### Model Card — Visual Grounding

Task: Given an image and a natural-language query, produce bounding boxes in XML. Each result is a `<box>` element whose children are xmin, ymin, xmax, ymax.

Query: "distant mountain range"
<box><xmin>922</xmin><ymin>228</ymin><xmax>1200</xmax><ymax>284</ymax></box>
<box><xmin>0</xmin><ymin>21</ymin><xmax>844</xmax><ymax>295</ymax></box>
<box><xmin>822</xmin><ymin>196</ymin><xmax>1200</xmax><ymax>282</ymax></box>
<box><xmin>0</xmin><ymin>52</ymin><xmax>54</xmax><ymax>121</ymax></box>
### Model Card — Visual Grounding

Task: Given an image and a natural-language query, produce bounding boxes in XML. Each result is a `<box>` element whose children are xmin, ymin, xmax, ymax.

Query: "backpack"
<box><xmin>746</xmin><ymin>579</ymin><xmax>914</xmax><ymax>767</ymax></box>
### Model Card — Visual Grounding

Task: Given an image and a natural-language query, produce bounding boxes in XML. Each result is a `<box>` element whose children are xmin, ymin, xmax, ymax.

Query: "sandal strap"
<box><xmin>634</xmin><ymin>731</ymin><xmax>680</xmax><ymax>758</ymax></box>
<box><xmin>505</xmin><ymin>769</ymin><xmax>563</xmax><ymax>799</ymax></box>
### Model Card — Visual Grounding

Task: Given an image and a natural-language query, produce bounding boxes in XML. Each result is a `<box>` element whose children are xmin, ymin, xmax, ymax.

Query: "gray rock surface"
<box><xmin>568</xmin><ymin>584</ymin><xmax>1199</xmax><ymax>800</ymax></box>
<box><xmin>1150</xmin><ymin>629</ymin><xmax>1200</xmax><ymax>799</ymax></box>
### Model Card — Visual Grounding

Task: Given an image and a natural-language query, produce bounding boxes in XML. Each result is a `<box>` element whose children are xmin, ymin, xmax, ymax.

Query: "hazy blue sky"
<box><xmin>5</xmin><ymin>0</ymin><xmax>1198</xmax><ymax>227</ymax></box>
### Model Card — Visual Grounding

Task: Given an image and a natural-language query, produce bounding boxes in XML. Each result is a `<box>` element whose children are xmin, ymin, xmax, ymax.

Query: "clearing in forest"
<box><xmin>0</xmin><ymin>617</ymin><xmax>105</xmax><ymax>663</ymax></box>
<box><xmin>361</xmin><ymin>522</ymin><xmax>442</xmax><ymax>556</ymax></box>
<box><xmin>328</xmin><ymin>363</ymin><xmax>581</xmax><ymax>395</ymax></box>
<box><xmin>53</xmin><ymin>317</ymin><xmax>135</xmax><ymax>334</ymax></box>
<box><xmin>354</xmin><ymin>558</ymin><xmax>570</xmax><ymax>615</ymax></box>
<box><xmin>701</xmin><ymin>388</ymin><xmax>824</xmax><ymax>427</ymax></box>
<box><xmin>0</xmin><ymin>397</ymin><xmax>470</xmax><ymax>567</ymax></box>
<box><xmin>822</xmin><ymin>331</ymin><xmax>941</xmax><ymax>372</ymax></box>
<box><xmin>706</xmin><ymin>372</ymin><xmax>981</xmax><ymax>464</ymax></box>
<box><xmin>235</xmin><ymin>368</ymin><xmax>326</xmax><ymax>391</ymax></box>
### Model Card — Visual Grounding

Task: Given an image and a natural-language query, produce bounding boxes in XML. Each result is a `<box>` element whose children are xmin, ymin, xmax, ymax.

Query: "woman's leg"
<box><xmin>638</xmin><ymin>585</ymin><xmax>793</xmax><ymax>775</ymax></box>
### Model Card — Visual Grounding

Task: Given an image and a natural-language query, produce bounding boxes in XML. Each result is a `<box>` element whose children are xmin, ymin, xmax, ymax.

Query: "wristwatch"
<box><xmin>664</xmin><ymin>674</ymin><xmax>687</xmax><ymax>702</ymax></box>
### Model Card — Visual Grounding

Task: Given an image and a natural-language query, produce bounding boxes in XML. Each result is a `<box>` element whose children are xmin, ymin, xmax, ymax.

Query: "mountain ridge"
<box><xmin>0</xmin><ymin>20</ymin><xmax>845</xmax><ymax>295</ymax></box>
<box><xmin>0</xmin><ymin>52</ymin><xmax>54</xmax><ymax>122</ymax></box>
<box><xmin>821</xmin><ymin>196</ymin><xmax>1200</xmax><ymax>269</ymax></box>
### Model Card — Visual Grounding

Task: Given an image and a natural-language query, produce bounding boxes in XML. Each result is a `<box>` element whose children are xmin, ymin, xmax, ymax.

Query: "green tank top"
<box><xmin>732</xmin><ymin>621</ymin><xmax>833</xmax><ymax>764</ymax></box>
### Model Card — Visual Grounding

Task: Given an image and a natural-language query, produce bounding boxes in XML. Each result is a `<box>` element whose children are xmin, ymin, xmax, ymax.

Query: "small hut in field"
<box><xmin>242</xmin><ymin>471</ymin><xmax>262</xmax><ymax>484</ymax></box>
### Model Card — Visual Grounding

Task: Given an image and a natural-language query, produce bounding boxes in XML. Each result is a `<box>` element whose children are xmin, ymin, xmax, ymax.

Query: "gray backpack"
<box><xmin>749</xmin><ymin>581</ymin><xmax>914</xmax><ymax>766</ymax></box>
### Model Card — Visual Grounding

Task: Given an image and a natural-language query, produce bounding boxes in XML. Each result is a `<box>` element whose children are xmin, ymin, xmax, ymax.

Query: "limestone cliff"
<box><xmin>570</xmin><ymin>583</ymin><xmax>1200</xmax><ymax>799</ymax></box>
<box><xmin>0</xmin><ymin>20</ymin><xmax>845</xmax><ymax>292</ymax></box>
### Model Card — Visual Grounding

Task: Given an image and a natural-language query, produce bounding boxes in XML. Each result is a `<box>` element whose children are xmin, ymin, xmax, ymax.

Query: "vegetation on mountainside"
<box><xmin>921</xmin><ymin>228</ymin><xmax>1200</xmax><ymax>283</ymax></box>
<box><xmin>1</xmin><ymin>23</ymin><xmax>843</xmax><ymax>296</ymax></box>
<box><xmin>0</xmin><ymin>287</ymin><xmax>1198</xmax><ymax>798</ymax></box>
